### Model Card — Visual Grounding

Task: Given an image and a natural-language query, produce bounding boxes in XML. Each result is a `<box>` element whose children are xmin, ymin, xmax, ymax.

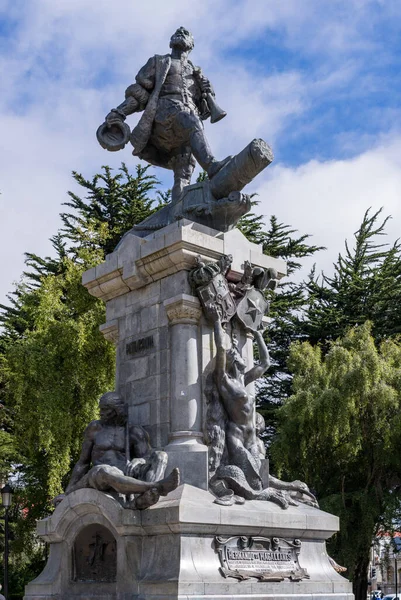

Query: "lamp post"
<box><xmin>1</xmin><ymin>483</ymin><xmax>13</xmax><ymax>600</ymax></box>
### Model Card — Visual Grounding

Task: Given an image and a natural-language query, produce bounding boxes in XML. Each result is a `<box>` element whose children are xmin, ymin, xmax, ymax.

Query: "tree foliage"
<box><xmin>272</xmin><ymin>323</ymin><xmax>401</xmax><ymax>600</ymax></box>
<box><xmin>275</xmin><ymin>208</ymin><xmax>401</xmax><ymax>600</ymax></box>
<box><xmin>238</xmin><ymin>209</ymin><xmax>324</xmax><ymax>440</ymax></box>
<box><xmin>61</xmin><ymin>163</ymin><xmax>162</xmax><ymax>256</ymax></box>
<box><xmin>0</xmin><ymin>164</ymin><xmax>161</xmax><ymax>597</ymax></box>
<box><xmin>305</xmin><ymin>208</ymin><xmax>401</xmax><ymax>347</ymax></box>
<box><xmin>7</xmin><ymin>256</ymin><xmax>115</xmax><ymax>497</ymax></box>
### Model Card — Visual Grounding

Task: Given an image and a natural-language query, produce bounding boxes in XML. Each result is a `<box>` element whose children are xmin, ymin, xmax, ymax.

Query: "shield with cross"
<box><xmin>197</xmin><ymin>273</ymin><xmax>236</xmax><ymax>324</ymax></box>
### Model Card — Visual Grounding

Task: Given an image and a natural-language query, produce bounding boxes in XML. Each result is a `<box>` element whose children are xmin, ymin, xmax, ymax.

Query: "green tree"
<box><xmin>272</xmin><ymin>323</ymin><xmax>401</xmax><ymax>600</ymax></box>
<box><xmin>0</xmin><ymin>164</ymin><xmax>163</xmax><ymax>339</ymax></box>
<box><xmin>61</xmin><ymin>163</ymin><xmax>161</xmax><ymax>256</ymax></box>
<box><xmin>305</xmin><ymin>208</ymin><xmax>401</xmax><ymax>347</ymax></box>
<box><xmin>238</xmin><ymin>211</ymin><xmax>324</xmax><ymax>440</ymax></box>
<box><xmin>271</xmin><ymin>209</ymin><xmax>401</xmax><ymax>600</ymax></box>
<box><xmin>7</xmin><ymin>253</ymin><xmax>115</xmax><ymax>496</ymax></box>
<box><xmin>0</xmin><ymin>163</ymin><xmax>161</xmax><ymax>598</ymax></box>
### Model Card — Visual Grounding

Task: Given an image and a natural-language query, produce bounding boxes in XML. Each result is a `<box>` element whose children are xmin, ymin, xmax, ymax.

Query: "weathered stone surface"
<box><xmin>162</xmin><ymin>293</ymin><xmax>208</xmax><ymax>488</ymax></box>
<box><xmin>25</xmin><ymin>486</ymin><xmax>353</xmax><ymax>600</ymax></box>
<box><xmin>165</xmin><ymin>443</ymin><xmax>209</xmax><ymax>491</ymax></box>
<box><xmin>99</xmin><ymin>319</ymin><xmax>119</xmax><ymax>344</ymax></box>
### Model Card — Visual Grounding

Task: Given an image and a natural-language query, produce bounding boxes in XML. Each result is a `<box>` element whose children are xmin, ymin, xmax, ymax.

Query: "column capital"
<box><xmin>164</xmin><ymin>294</ymin><xmax>202</xmax><ymax>325</ymax></box>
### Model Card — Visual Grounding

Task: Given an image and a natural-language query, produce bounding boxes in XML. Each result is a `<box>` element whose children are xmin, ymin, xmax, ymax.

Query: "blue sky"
<box><xmin>0</xmin><ymin>0</ymin><xmax>401</xmax><ymax>304</ymax></box>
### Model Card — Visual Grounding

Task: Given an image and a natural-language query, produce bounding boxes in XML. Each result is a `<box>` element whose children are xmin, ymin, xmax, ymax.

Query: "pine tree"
<box><xmin>61</xmin><ymin>163</ymin><xmax>162</xmax><ymax>256</ymax></box>
<box><xmin>238</xmin><ymin>210</ymin><xmax>324</xmax><ymax>440</ymax></box>
<box><xmin>271</xmin><ymin>209</ymin><xmax>401</xmax><ymax>600</ymax></box>
<box><xmin>305</xmin><ymin>208</ymin><xmax>401</xmax><ymax>347</ymax></box>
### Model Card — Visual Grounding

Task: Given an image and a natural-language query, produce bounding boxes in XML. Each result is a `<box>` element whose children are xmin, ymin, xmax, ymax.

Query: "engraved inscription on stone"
<box><xmin>126</xmin><ymin>335</ymin><xmax>154</xmax><ymax>356</ymax></box>
<box><xmin>214</xmin><ymin>536</ymin><xmax>309</xmax><ymax>581</ymax></box>
<box><xmin>73</xmin><ymin>524</ymin><xmax>117</xmax><ymax>583</ymax></box>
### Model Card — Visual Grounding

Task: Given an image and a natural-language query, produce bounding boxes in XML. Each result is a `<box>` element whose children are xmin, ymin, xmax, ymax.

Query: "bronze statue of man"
<box><xmin>55</xmin><ymin>392</ymin><xmax>179</xmax><ymax>509</ymax></box>
<box><xmin>101</xmin><ymin>26</ymin><xmax>229</xmax><ymax>203</ymax></box>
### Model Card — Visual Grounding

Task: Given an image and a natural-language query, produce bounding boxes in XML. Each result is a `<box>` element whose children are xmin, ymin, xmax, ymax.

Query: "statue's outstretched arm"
<box><xmin>214</xmin><ymin>319</ymin><xmax>227</xmax><ymax>379</ymax></box>
<box><xmin>106</xmin><ymin>57</ymin><xmax>156</xmax><ymax>122</ymax></box>
<box><xmin>244</xmin><ymin>330</ymin><xmax>270</xmax><ymax>386</ymax></box>
<box><xmin>112</xmin><ymin>95</ymin><xmax>142</xmax><ymax>119</ymax></box>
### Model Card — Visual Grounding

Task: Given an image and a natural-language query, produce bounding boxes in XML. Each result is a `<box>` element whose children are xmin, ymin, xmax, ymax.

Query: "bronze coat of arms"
<box><xmin>197</xmin><ymin>273</ymin><xmax>236</xmax><ymax>324</ymax></box>
<box><xmin>235</xmin><ymin>287</ymin><xmax>268</xmax><ymax>332</ymax></box>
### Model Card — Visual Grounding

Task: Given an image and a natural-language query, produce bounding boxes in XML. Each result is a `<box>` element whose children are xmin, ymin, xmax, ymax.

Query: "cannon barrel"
<box><xmin>210</xmin><ymin>138</ymin><xmax>274</xmax><ymax>200</ymax></box>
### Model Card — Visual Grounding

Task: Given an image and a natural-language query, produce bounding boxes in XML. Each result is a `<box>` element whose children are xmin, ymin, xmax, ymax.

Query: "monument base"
<box><xmin>24</xmin><ymin>486</ymin><xmax>353</xmax><ymax>600</ymax></box>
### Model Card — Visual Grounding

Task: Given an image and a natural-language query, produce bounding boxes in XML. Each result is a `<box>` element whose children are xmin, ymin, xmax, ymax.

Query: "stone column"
<box><xmin>163</xmin><ymin>294</ymin><xmax>209</xmax><ymax>489</ymax></box>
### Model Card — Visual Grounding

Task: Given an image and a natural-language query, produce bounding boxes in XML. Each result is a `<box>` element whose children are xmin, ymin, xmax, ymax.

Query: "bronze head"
<box><xmin>99</xmin><ymin>391</ymin><xmax>126</xmax><ymax>424</ymax></box>
<box><xmin>169</xmin><ymin>27</ymin><xmax>194</xmax><ymax>52</ymax></box>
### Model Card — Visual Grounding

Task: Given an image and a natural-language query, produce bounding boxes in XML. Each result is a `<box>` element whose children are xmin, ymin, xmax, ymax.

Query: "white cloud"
<box><xmin>0</xmin><ymin>0</ymin><xmax>400</xmax><ymax>307</ymax></box>
<box><xmin>254</xmin><ymin>135</ymin><xmax>401</xmax><ymax>279</ymax></box>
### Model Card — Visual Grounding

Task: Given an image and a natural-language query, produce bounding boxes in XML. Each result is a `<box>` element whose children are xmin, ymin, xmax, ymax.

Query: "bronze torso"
<box><xmin>159</xmin><ymin>58</ymin><xmax>199</xmax><ymax>111</ymax></box>
<box><xmin>91</xmin><ymin>423</ymin><xmax>127</xmax><ymax>471</ymax></box>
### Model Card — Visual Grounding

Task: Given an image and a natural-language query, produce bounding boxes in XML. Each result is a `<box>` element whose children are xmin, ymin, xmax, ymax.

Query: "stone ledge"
<box><xmin>140</xmin><ymin>484</ymin><xmax>339</xmax><ymax>540</ymax></box>
<box><xmin>36</xmin><ymin>485</ymin><xmax>339</xmax><ymax>542</ymax></box>
<box><xmin>36</xmin><ymin>489</ymin><xmax>142</xmax><ymax>541</ymax></box>
<box><xmin>82</xmin><ymin>220</ymin><xmax>287</xmax><ymax>303</ymax></box>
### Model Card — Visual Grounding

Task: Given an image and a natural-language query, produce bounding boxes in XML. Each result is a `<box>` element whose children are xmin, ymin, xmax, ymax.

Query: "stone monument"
<box><xmin>24</xmin><ymin>26</ymin><xmax>353</xmax><ymax>600</ymax></box>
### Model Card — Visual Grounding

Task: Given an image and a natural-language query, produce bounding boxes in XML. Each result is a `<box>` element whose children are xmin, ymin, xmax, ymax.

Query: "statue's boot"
<box><xmin>207</xmin><ymin>156</ymin><xmax>232</xmax><ymax>179</ymax></box>
<box><xmin>189</xmin><ymin>128</ymin><xmax>231</xmax><ymax>180</ymax></box>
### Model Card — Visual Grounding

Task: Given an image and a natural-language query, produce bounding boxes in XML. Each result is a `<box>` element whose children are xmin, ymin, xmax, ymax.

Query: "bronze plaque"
<box><xmin>214</xmin><ymin>536</ymin><xmax>309</xmax><ymax>581</ymax></box>
<box><xmin>73</xmin><ymin>524</ymin><xmax>117</xmax><ymax>583</ymax></box>
<box><xmin>126</xmin><ymin>335</ymin><xmax>154</xmax><ymax>356</ymax></box>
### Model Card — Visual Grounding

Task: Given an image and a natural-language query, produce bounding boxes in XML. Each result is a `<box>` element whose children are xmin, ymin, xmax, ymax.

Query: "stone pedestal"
<box><xmin>82</xmin><ymin>219</ymin><xmax>286</xmax><ymax>489</ymax></box>
<box><xmin>24</xmin><ymin>220</ymin><xmax>353</xmax><ymax>600</ymax></box>
<box><xmin>24</xmin><ymin>486</ymin><xmax>353</xmax><ymax>600</ymax></box>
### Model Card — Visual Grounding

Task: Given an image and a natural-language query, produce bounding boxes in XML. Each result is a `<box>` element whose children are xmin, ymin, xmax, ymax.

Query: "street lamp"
<box><xmin>1</xmin><ymin>483</ymin><xmax>13</xmax><ymax>600</ymax></box>
<box><xmin>393</xmin><ymin>537</ymin><xmax>401</xmax><ymax>600</ymax></box>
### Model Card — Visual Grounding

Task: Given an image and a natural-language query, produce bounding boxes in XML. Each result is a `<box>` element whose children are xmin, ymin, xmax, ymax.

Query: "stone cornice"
<box><xmin>82</xmin><ymin>220</ymin><xmax>287</xmax><ymax>303</ymax></box>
